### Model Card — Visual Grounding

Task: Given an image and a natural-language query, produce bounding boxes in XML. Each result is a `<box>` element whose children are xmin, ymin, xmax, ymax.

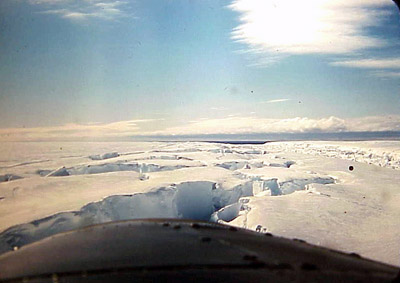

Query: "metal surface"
<box><xmin>0</xmin><ymin>219</ymin><xmax>398</xmax><ymax>282</ymax></box>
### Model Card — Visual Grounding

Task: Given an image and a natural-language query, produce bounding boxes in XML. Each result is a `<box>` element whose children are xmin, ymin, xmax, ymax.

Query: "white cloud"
<box><xmin>147</xmin><ymin>115</ymin><xmax>400</xmax><ymax>136</ymax></box>
<box><xmin>331</xmin><ymin>58</ymin><xmax>400</xmax><ymax>69</ymax></box>
<box><xmin>63</xmin><ymin>11</ymin><xmax>90</xmax><ymax>19</ymax></box>
<box><xmin>1</xmin><ymin>116</ymin><xmax>398</xmax><ymax>141</ymax></box>
<box><xmin>31</xmin><ymin>0</ymin><xmax>130</xmax><ymax>21</ymax></box>
<box><xmin>229</xmin><ymin>0</ymin><xmax>392</xmax><ymax>65</ymax></box>
<box><xmin>151</xmin><ymin>116</ymin><xmax>347</xmax><ymax>135</ymax></box>
<box><xmin>262</xmin><ymin>98</ymin><xmax>291</xmax><ymax>103</ymax></box>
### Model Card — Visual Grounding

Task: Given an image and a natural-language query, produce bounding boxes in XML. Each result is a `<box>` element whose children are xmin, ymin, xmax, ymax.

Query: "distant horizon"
<box><xmin>1</xmin><ymin>130</ymin><xmax>400</xmax><ymax>143</ymax></box>
<box><xmin>134</xmin><ymin>131</ymin><xmax>400</xmax><ymax>142</ymax></box>
<box><xmin>1</xmin><ymin>0</ymin><xmax>399</xmax><ymax>141</ymax></box>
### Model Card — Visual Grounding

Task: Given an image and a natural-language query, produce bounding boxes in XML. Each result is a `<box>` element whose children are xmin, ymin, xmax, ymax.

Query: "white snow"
<box><xmin>267</xmin><ymin>141</ymin><xmax>400</xmax><ymax>170</ymax></box>
<box><xmin>0</xmin><ymin>141</ymin><xmax>399</xmax><ymax>266</ymax></box>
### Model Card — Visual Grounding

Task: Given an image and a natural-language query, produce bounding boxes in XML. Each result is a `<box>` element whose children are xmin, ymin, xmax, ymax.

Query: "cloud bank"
<box><xmin>151</xmin><ymin>116</ymin><xmax>400</xmax><ymax>136</ymax></box>
<box><xmin>1</xmin><ymin>116</ymin><xmax>399</xmax><ymax>141</ymax></box>
<box><xmin>0</xmin><ymin>119</ymin><xmax>154</xmax><ymax>141</ymax></box>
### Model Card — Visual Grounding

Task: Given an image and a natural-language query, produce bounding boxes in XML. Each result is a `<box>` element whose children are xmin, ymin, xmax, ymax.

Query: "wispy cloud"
<box><xmin>28</xmin><ymin>0</ymin><xmax>67</xmax><ymax>4</ymax></box>
<box><xmin>30</xmin><ymin>0</ymin><xmax>131</xmax><ymax>21</ymax></box>
<box><xmin>370</xmin><ymin>71</ymin><xmax>400</xmax><ymax>78</ymax></box>
<box><xmin>228</xmin><ymin>0</ymin><xmax>393</xmax><ymax>66</ymax></box>
<box><xmin>262</xmin><ymin>98</ymin><xmax>291</xmax><ymax>104</ymax></box>
<box><xmin>331</xmin><ymin>58</ymin><xmax>400</xmax><ymax>69</ymax></box>
<box><xmin>210</xmin><ymin>107</ymin><xmax>228</xmax><ymax>111</ymax></box>
<box><xmin>331</xmin><ymin>57</ymin><xmax>400</xmax><ymax>79</ymax></box>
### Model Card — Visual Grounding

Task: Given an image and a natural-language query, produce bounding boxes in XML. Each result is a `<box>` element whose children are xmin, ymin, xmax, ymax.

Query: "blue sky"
<box><xmin>0</xmin><ymin>0</ymin><xmax>399</xmax><ymax>140</ymax></box>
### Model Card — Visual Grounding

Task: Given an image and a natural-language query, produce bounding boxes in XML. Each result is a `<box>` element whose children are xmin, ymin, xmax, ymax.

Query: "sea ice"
<box><xmin>0</xmin><ymin>141</ymin><xmax>399</xmax><ymax>266</ymax></box>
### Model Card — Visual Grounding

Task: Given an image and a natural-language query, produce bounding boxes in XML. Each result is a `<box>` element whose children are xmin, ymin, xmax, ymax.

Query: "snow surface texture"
<box><xmin>0</xmin><ymin>141</ymin><xmax>399</xmax><ymax>266</ymax></box>
<box><xmin>267</xmin><ymin>141</ymin><xmax>400</xmax><ymax>170</ymax></box>
<box><xmin>88</xmin><ymin>152</ymin><xmax>119</xmax><ymax>160</ymax></box>
<box><xmin>0</xmin><ymin>174</ymin><xmax>23</xmax><ymax>183</ymax></box>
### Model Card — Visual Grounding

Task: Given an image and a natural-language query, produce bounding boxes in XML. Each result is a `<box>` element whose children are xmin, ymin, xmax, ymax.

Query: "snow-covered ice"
<box><xmin>88</xmin><ymin>152</ymin><xmax>120</xmax><ymax>160</ymax></box>
<box><xmin>0</xmin><ymin>141</ymin><xmax>399</xmax><ymax>266</ymax></box>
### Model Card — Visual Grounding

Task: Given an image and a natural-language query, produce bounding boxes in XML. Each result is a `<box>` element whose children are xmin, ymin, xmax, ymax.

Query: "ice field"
<box><xmin>0</xmin><ymin>141</ymin><xmax>399</xmax><ymax>266</ymax></box>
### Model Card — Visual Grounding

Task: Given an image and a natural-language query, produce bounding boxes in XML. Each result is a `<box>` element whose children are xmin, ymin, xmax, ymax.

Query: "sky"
<box><xmin>0</xmin><ymin>0</ymin><xmax>400</xmax><ymax>141</ymax></box>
